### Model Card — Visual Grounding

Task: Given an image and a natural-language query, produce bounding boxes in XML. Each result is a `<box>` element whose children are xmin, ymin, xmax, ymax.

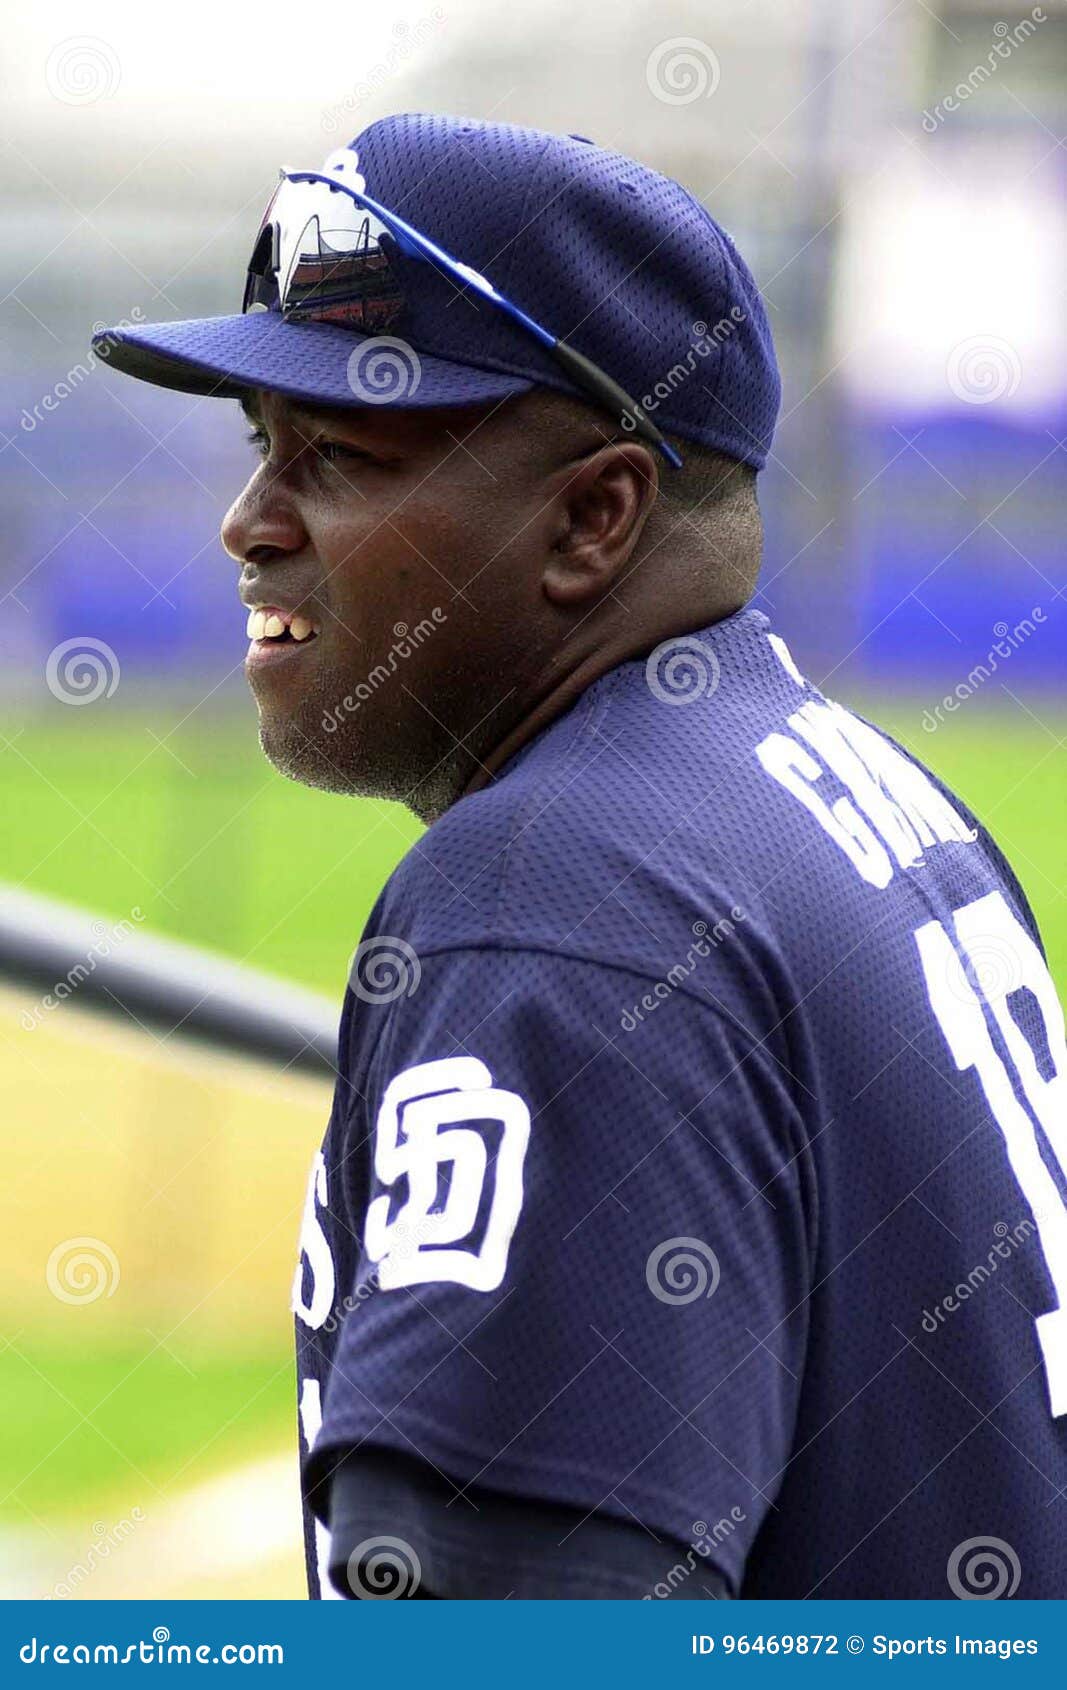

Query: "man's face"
<box><xmin>221</xmin><ymin>390</ymin><xmax>580</xmax><ymax>812</ymax></box>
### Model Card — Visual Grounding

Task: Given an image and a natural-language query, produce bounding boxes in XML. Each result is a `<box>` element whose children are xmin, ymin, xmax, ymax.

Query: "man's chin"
<box><xmin>256</xmin><ymin>713</ymin><xmax>460</xmax><ymax>821</ymax></box>
<box><xmin>258</xmin><ymin>718</ymin><xmax>365</xmax><ymax>796</ymax></box>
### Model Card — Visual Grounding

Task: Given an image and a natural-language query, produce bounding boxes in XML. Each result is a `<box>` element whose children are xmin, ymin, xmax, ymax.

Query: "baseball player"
<box><xmin>95</xmin><ymin>114</ymin><xmax>1067</xmax><ymax>1600</ymax></box>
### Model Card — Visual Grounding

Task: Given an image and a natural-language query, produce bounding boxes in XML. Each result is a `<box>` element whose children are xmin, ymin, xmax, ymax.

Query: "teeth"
<box><xmin>244</xmin><ymin>606</ymin><xmax>317</xmax><ymax>642</ymax></box>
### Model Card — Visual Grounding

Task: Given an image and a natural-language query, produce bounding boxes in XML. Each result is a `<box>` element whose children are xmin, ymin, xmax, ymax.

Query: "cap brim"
<box><xmin>91</xmin><ymin>310</ymin><xmax>534</xmax><ymax>410</ymax></box>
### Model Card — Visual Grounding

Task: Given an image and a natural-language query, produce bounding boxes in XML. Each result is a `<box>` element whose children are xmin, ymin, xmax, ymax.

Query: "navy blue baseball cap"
<box><xmin>93</xmin><ymin>113</ymin><xmax>781</xmax><ymax>469</ymax></box>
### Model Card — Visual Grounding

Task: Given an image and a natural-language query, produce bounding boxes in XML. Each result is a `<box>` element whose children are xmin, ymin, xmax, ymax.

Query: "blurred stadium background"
<box><xmin>1</xmin><ymin>0</ymin><xmax>1063</xmax><ymax>1599</ymax></box>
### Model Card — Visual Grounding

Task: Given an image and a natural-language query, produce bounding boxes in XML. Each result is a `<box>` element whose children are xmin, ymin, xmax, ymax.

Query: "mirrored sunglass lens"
<box><xmin>243</xmin><ymin>178</ymin><xmax>404</xmax><ymax>332</ymax></box>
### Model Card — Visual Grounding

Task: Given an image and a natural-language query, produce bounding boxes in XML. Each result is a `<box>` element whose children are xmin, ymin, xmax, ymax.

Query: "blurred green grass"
<box><xmin>2</xmin><ymin>698</ymin><xmax>1063</xmax><ymax>1516</ymax></box>
<box><xmin>4</xmin><ymin>708</ymin><xmax>422</xmax><ymax>996</ymax></box>
<box><xmin>1</xmin><ymin>1340</ymin><xmax>293</xmax><ymax>1519</ymax></box>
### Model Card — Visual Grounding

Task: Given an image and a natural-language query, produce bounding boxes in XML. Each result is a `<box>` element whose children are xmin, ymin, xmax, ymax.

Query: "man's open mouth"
<box><xmin>245</xmin><ymin>605</ymin><xmax>320</xmax><ymax>647</ymax></box>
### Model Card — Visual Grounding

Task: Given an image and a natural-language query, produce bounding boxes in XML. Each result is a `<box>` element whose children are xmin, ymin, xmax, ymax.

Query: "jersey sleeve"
<box><xmin>326</xmin><ymin>1448</ymin><xmax>731</xmax><ymax>1599</ymax></box>
<box><xmin>302</xmin><ymin>942</ymin><xmax>816</xmax><ymax>1594</ymax></box>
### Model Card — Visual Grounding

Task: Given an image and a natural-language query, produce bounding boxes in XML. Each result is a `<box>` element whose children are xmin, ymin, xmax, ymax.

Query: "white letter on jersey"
<box><xmin>291</xmin><ymin>1150</ymin><xmax>335</xmax><ymax>1330</ymax></box>
<box><xmin>756</xmin><ymin>703</ymin><xmax>974</xmax><ymax>888</ymax></box>
<box><xmin>364</xmin><ymin>1056</ymin><xmax>530</xmax><ymax>1293</ymax></box>
<box><xmin>756</xmin><ymin>730</ymin><xmax>894</xmax><ymax>888</ymax></box>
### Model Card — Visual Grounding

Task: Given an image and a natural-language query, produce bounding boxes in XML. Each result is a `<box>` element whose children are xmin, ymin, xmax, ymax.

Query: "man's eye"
<box><xmin>313</xmin><ymin>438</ymin><xmax>372</xmax><ymax>466</ymax></box>
<box><xmin>242</xmin><ymin>428</ymin><xmax>375</xmax><ymax>469</ymax></box>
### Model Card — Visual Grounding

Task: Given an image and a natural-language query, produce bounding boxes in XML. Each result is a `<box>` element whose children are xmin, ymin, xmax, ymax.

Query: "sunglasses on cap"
<box><xmin>242</xmin><ymin>150</ymin><xmax>683</xmax><ymax>469</ymax></box>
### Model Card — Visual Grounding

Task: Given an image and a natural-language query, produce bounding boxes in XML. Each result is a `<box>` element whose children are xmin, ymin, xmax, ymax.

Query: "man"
<box><xmin>95</xmin><ymin>113</ymin><xmax>1067</xmax><ymax>1601</ymax></box>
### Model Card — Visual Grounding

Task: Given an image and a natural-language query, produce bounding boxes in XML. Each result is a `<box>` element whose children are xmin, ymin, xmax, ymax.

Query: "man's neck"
<box><xmin>451</xmin><ymin>593</ymin><xmax>750</xmax><ymax>811</ymax></box>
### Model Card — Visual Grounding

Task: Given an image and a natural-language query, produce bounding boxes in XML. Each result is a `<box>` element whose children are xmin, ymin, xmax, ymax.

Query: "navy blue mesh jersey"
<box><xmin>294</xmin><ymin>607</ymin><xmax>1067</xmax><ymax>1599</ymax></box>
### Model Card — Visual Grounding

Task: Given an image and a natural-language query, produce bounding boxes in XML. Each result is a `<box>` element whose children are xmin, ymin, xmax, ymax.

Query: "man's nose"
<box><xmin>221</xmin><ymin>470</ymin><xmax>307</xmax><ymax>564</ymax></box>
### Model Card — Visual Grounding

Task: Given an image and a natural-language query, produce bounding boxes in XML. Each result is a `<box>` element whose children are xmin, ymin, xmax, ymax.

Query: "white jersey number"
<box><xmin>916</xmin><ymin>890</ymin><xmax>1067</xmax><ymax>1416</ymax></box>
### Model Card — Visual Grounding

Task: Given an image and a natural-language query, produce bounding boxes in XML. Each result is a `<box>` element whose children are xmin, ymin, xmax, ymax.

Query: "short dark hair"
<box><xmin>647</xmin><ymin>442</ymin><xmax>762</xmax><ymax>589</ymax></box>
<box><xmin>672</xmin><ymin>442</ymin><xmax>757</xmax><ymax>509</ymax></box>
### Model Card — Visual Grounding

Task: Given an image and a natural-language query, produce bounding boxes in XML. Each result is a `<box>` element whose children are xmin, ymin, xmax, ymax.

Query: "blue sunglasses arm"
<box><xmin>284</xmin><ymin>171</ymin><xmax>553</xmax><ymax>349</ymax></box>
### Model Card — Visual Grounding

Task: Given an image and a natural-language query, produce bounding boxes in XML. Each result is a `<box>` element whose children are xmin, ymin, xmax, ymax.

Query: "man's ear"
<box><xmin>542</xmin><ymin>442</ymin><xmax>659</xmax><ymax>607</ymax></box>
